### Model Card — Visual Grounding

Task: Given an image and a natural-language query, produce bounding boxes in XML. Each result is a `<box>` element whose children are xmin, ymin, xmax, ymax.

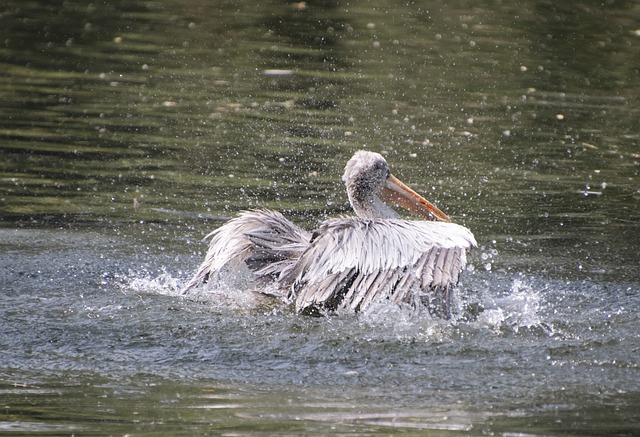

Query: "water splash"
<box><xmin>107</xmin><ymin>263</ymin><xmax>553</xmax><ymax>340</ymax></box>
<box><xmin>356</xmin><ymin>300</ymin><xmax>454</xmax><ymax>342</ymax></box>
<box><xmin>112</xmin><ymin>267</ymin><xmax>184</xmax><ymax>297</ymax></box>
<box><xmin>471</xmin><ymin>277</ymin><xmax>549</xmax><ymax>334</ymax></box>
<box><xmin>111</xmin><ymin>266</ymin><xmax>287</xmax><ymax>315</ymax></box>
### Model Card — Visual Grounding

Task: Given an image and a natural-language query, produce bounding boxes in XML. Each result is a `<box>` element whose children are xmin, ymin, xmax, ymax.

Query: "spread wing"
<box><xmin>181</xmin><ymin>209</ymin><xmax>311</xmax><ymax>293</ymax></box>
<box><xmin>282</xmin><ymin>218</ymin><xmax>476</xmax><ymax>317</ymax></box>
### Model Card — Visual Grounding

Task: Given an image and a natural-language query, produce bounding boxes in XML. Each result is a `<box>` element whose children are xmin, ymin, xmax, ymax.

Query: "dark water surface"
<box><xmin>1</xmin><ymin>1</ymin><xmax>639</xmax><ymax>435</ymax></box>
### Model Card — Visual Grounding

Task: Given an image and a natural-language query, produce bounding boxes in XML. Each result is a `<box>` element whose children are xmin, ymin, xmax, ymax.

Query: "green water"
<box><xmin>1</xmin><ymin>1</ymin><xmax>639</xmax><ymax>435</ymax></box>
<box><xmin>2</xmin><ymin>0</ymin><xmax>638</xmax><ymax>281</ymax></box>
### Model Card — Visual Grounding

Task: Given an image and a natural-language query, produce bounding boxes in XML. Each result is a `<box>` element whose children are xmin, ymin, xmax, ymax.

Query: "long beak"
<box><xmin>380</xmin><ymin>174</ymin><xmax>451</xmax><ymax>222</ymax></box>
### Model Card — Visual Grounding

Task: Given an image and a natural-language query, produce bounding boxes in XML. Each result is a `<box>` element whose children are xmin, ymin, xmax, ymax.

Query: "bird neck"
<box><xmin>351</xmin><ymin>194</ymin><xmax>400</xmax><ymax>219</ymax></box>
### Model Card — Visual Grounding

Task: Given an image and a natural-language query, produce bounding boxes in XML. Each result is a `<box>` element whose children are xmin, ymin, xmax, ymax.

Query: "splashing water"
<box><xmin>113</xmin><ymin>266</ymin><xmax>288</xmax><ymax>315</ymax></box>
<box><xmin>116</xmin><ymin>267</ymin><xmax>185</xmax><ymax>296</ymax></box>
<box><xmin>474</xmin><ymin>278</ymin><xmax>546</xmax><ymax>334</ymax></box>
<box><xmin>109</xmin><ymin>261</ymin><xmax>554</xmax><ymax>348</ymax></box>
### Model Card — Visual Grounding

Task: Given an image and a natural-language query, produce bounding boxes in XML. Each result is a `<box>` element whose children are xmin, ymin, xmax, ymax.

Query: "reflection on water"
<box><xmin>2</xmin><ymin>0</ymin><xmax>638</xmax><ymax>282</ymax></box>
<box><xmin>1</xmin><ymin>0</ymin><xmax>639</xmax><ymax>435</ymax></box>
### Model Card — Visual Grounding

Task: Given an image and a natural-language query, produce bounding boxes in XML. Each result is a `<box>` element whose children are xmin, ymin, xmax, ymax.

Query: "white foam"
<box><xmin>472</xmin><ymin>278</ymin><xmax>547</xmax><ymax>334</ymax></box>
<box><xmin>356</xmin><ymin>300</ymin><xmax>454</xmax><ymax>342</ymax></box>
<box><xmin>110</xmin><ymin>266</ymin><xmax>550</xmax><ymax>336</ymax></box>
<box><xmin>114</xmin><ymin>267</ymin><xmax>184</xmax><ymax>296</ymax></box>
<box><xmin>112</xmin><ymin>266</ymin><xmax>286</xmax><ymax>315</ymax></box>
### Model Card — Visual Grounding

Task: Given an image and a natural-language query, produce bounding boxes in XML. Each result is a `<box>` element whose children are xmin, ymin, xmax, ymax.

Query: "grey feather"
<box><xmin>283</xmin><ymin>218</ymin><xmax>476</xmax><ymax>316</ymax></box>
<box><xmin>182</xmin><ymin>151</ymin><xmax>476</xmax><ymax>319</ymax></box>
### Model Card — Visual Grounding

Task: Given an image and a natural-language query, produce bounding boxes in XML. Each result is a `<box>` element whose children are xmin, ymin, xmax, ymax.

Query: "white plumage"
<box><xmin>182</xmin><ymin>151</ymin><xmax>476</xmax><ymax>318</ymax></box>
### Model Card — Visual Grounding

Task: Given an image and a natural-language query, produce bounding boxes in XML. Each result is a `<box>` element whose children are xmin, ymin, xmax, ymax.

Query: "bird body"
<box><xmin>182</xmin><ymin>151</ymin><xmax>476</xmax><ymax>317</ymax></box>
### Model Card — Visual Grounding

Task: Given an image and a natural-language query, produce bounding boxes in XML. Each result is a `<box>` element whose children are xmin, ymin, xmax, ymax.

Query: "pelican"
<box><xmin>182</xmin><ymin>150</ymin><xmax>476</xmax><ymax>318</ymax></box>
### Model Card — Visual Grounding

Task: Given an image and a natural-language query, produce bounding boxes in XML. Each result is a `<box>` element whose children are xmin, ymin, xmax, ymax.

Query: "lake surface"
<box><xmin>1</xmin><ymin>0</ymin><xmax>639</xmax><ymax>435</ymax></box>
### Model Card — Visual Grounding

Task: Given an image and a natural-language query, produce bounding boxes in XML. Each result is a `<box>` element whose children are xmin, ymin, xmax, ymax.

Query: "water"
<box><xmin>1</xmin><ymin>1</ymin><xmax>639</xmax><ymax>435</ymax></box>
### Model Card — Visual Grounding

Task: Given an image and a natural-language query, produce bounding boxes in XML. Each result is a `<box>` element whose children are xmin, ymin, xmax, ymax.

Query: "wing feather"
<box><xmin>391</xmin><ymin>267</ymin><xmax>417</xmax><ymax>304</ymax></box>
<box><xmin>182</xmin><ymin>209</ymin><xmax>311</xmax><ymax>293</ymax></box>
<box><xmin>282</xmin><ymin>218</ymin><xmax>476</xmax><ymax>317</ymax></box>
<box><xmin>418</xmin><ymin>247</ymin><xmax>439</xmax><ymax>286</ymax></box>
<box><xmin>349</xmin><ymin>270</ymin><xmax>384</xmax><ymax>311</ymax></box>
<box><xmin>431</xmin><ymin>247</ymin><xmax>447</xmax><ymax>288</ymax></box>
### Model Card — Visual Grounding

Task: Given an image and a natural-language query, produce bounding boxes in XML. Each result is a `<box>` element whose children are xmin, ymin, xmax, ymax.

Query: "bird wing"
<box><xmin>282</xmin><ymin>218</ymin><xmax>476</xmax><ymax>316</ymax></box>
<box><xmin>181</xmin><ymin>209</ymin><xmax>311</xmax><ymax>293</ymax></box>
